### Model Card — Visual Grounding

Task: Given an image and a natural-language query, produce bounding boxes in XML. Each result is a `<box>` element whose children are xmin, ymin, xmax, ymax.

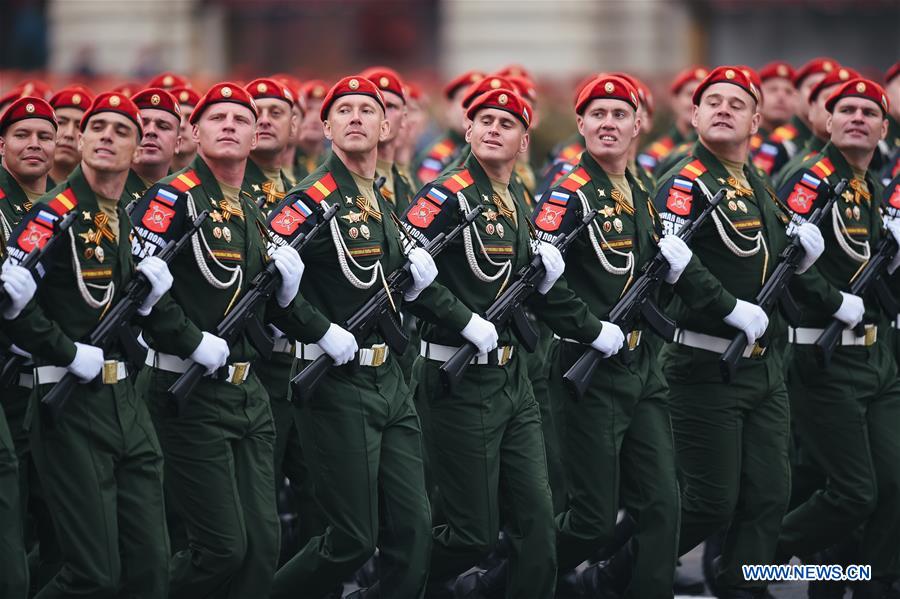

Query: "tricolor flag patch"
<box><xmin>155</xmin><ymin>188</ymin><xmax>178</xmax><ymax>206</ymax></box>
<box><xmin>426</xmin><ymin>187</ymin><xmax>448</xmax><ymax>205</ymax></box>
<box><xmin>548</xmin><ymin>190</ymin><xmax>569</xmax><ymax>205</ymax></box>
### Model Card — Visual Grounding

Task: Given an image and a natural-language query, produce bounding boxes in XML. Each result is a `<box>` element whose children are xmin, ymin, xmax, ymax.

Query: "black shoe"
<box><xmin>453</xmin><ymin>570</ymin><xmax>486</xmax><ymax>599</ymax></box>
<box><xmin>578</xmin><ymin>560</ymin><xmax>625</xmax><ymax>599</ymax></box>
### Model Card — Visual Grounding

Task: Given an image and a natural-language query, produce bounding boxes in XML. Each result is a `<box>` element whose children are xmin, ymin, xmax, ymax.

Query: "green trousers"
<box><xmin>146</xmin><ymin>368</ymin><xmax>279</xmax><ymax>599</ymax></box>
<box><xmin>271</xmin><ymin>356</ymin><xmax>432</xmax><ymax>599</ymax></box>
<box><xmin>418</xmin><ymin>349</ymin><xmax>557</xmax><ymax>599</ymax></box>
<box><xmin>778</xmin><ymin>339</ymin><xmax>900</xmax><ymax>579</ymax></box>
<box><xmin>0</xmin><ymin>401</ymin><xmax>27</xmax><ymax>599</ymax></box>
<box><xmin>664</xmin><ymin>346</ymin><xmax>790</xmax><ymax>590</ymax></box>
<box><xmin>554</xmin><ymin>340</ymin><xmax>680</xmax><ymax>599</ymax></box>
<box><xmin>32</xmin><ymin>373</ymin><xmax>169</xmax><ymax>598</ymax></box>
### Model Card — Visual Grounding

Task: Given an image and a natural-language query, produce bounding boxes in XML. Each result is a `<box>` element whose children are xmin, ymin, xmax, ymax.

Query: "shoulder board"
<box><xmin>678</xmin><ymin>159</ymin><xmax>707</xmax><ymax>181</ymax></box>
<box><xmin>429</xmin><ymin>138</ymin><xmax>458</xmax><ymax>160</ymax></box>
<box><xmin>170</xmin><ymin>169</ymin><xmax>201</xmax><ymax>193</ymax></box>
<box><xmin>558</xmin><ymin>167</ymin><xmax>590</xmax><ymax>192</ymax></box>
<box><xmin>46</xmin><ymin>187</ymin><xmax>78</xmax><ymax>216</ymax></box>
<box><xmin>646</xmin><ymin>137</ymin><xmax>675</xmax><ymax>159</ymax></box>
<box><xmin>750</xmin><ymin>133</ymin><xmax>763</xmax><ymax>151</ymax></box>
<box><xmin>770</xmin><ymin>124</ymin><xmax>798</xmax><ymax>143</ymax></box>
<box><xmin>808</xmin><ymin>158</ymin><xmax>834</xmax><ymax>180</ymax></box>
<box><xmin>549</xmin><ymin>161</ymin><xmax>577</xmax><ymax>189</ymax></box>
<box><xmin>303</xmin><ymin>172</ymin><xmax>338</xmax><ymax>203</ymax></box>
<box><xmin>557</xmin><ymin>142</ymin><xmax>584</xmax><ymax>162</ymax></box>
<box><xmin>442</xmin><ymin>169</ymin><xmax>475</xmax><ymax>194</ymax></box>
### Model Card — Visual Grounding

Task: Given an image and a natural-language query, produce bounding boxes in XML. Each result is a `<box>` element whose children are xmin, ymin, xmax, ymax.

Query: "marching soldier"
<box><xmin>242</xmin><ymin>77</ymin><xmax>296</xmax><ymax>205</ymax></box>
<box><xmin>396</xmin><ymin>81</ymin><xmax>429</xmax><ymax>181</ymax></box>
<box><xmin>4</xmin><ymin>92</ymin><xmax>177</xmax><ymax>598</ymax></box>
<box><xmin>126</xmin><ymin>88</ymin><xmax>184</xmax><ymax>202</ymax></box>
<box><xmin>170</xmin><ymin>86</ymin><xmax>201</xmax><ymax>173</ymax></box>
<box><xmin>774</xmin><ymin>78</ymin><xmax>900</xmax><ymax>597</ymax></box>
<box><xmin>131</xmin><ymin>82</ymin><xmax>305</xmax><ymax>599</ymax></box>
<box><xmin>47</xmin><ymin>86</ymin><xmax>93</xmax><ymax>185</ymax></box>
<box><xmin>272</xmin><ymin>74</ymin><xmax>306</xmax><ymax>188</ymax></box>
<box><xmin>756</xmin><ymin>62</ymin><xmax>797</xmax><ymax>144</ymax></box>
<box><xmin>292</xmin><ymin>79</ymin><xmax>329</xmax><ymax>182</ymax></box>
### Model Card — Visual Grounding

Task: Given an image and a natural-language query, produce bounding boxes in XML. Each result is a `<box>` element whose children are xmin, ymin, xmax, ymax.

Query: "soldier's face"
<box><xmin>808</xmin><ymin>85</ymin><xmax>837</xmax><ymax>139</ymax></box>
<box><xmin>381</xmin><ymin>90</ymin><xmax>407</xmax><ymax>146</ymax></box>
<box><xmin>466</xmin><ymin>107</ymin><xmax>528</xmax><ymax>166</ymax></box>
<box><xmin>254</xmin><ymin>98</ymin><xmax>295</xmax><ymax>154</ymax></box>
<box><xmin>693</xmin><ymin>83</ymin><xmax>760</xmax><ymax>146</ymax></box>
<box><xmin>886</xmin><ymin>77</ymin><xmax>900</xmax><ymax>121</ymax></box>
<box><xmin>299</xmin><ymin>99</ymin><xmax>325</xmax><ymax>145</ymax></box>
<box><xmin>193</xmin><ymin>103</ymin><xmax>258</xmax><ymax>162</ymax></box>
<box><xmin>134</xmin><ymin>108</ymin><xmax>180</xmax><ymax>168</ymax></box>
<box><xmin>673</xmin><ymin>81</ymin><xmax>699</xmax><ymax>128</ymax></box>
<box><xmin>799</xmin><ymin>73</ymin><xmax>826</xmax><ymax>116</ymax></box>
<box><xmin>53</xmin><ymin>107</ymin><xmax>84</xmax><ymax>168</ymax></box>
<box><xmin>176</xmin><ymin>105</ymin><xmax>197</xmax><ymax>157</ymax></box>
<box><xmin>760</xmin><ymin>78</ymin><xmax>797</xmax><ymax>125</ymax></box>
<box><xmin>323</xmin><ymin>96</ymin><xmax>388</xmax><ymax>154</ymax></box>
<box><xmin>828</xmin><ymin>98</ymin><xmax>887</xmax><ymax>154</ymax></box>
<box><xmin>404</xmin><ymin>96</ymin><xmax>427</xmax><ymax>146</ymax></box>
<box><xmin>577</xmin><ymin>98</ymin><xmax>640</xmax><ymax>161</ymax></box>
<box><xmin>0</xmin><ymin>119</ymin><xmax>56</xmax><ymax>182</ymax></box>
<box><xmin>79</xmin><ymin>112</ymin><xmax>140</xmax><ymax>175</ymax></box>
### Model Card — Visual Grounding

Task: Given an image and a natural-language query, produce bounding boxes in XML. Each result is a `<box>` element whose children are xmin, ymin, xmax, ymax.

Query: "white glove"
<box><xmin>135</xmin><ymin>256</ymin><xmax>173</xmax><ymax>316</ymax></box>
<box><xmin>317</xmin><ymin>323</ymin><xmax>358</xmax><ymax>366</ymax></box>
<box><xmin>461</xmin><ymin>313</ymin><xmax>499</xmax><ymax>355</ymax></box>
<box><xmin>833</xmin><ymin>292</ymin><xmax>864</xmax><ymax>329</ymax></box>
<box><xmin>1</xmin><ymin>261</ymin><xmax>37</xmax><ymax>320</ymax></box>
<box><xmin>795</xmin><ymin>223</ymin><xmax>825</xmax><ymax>274</ymax></box>
<box><xmin>886</xmin><ymin>218</ymin><xmax>900</xmax><ymax>274</ymax></box>
<box><xmin>272</xmin><ymin>245</ymin><xmax>305</xmax><ymax>308</ymax></box>
<box><xmin>536</xmin><ymin>242</ymin><xmax>565</xmax><ymax>294</ymax></box>
<box><xmin>591</xmin><ymin>321</ymin><xmax>625</xmax><ymax>358</ymax></box>
<box><xmin>723</xmin><ymin>299</ymin><xmax>769</xmax><ymax>345</ymax></box>
<box><xmin>404</xmin><ymin>247</ymin><xmax>438</xmax><ymax>301</ymax></box>
<box><xmin>189</xmin><ymin>332</ymin><xmax>230</xmax><ymax>375</ymax></box>
<box><xmin>658</xmin><ymin>235</ymin><xmax>692</xmax><ymax>284</ymax></box>
<box><xmin>66</xmin><ymin>342</ymin><xmax>104</xmax><ymax>383</ymax></box>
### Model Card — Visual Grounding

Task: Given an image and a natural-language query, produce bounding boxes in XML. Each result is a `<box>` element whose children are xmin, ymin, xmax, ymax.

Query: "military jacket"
<box><xmin>413</xmin><ymin>128</ymin><xmax>467</xmax><ymax>186</ymax></box>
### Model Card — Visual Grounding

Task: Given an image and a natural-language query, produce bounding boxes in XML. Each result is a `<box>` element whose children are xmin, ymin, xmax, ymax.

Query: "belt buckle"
<box><xmin>230</xmin><ymin>362</ymin><xmax>249</xmax><ymax>384</ymax></box>
<box><xmin>749</xmin><ymin>343</ymin><xmax>767</xmax><ymax>358</ymax></box>
<box><xmin>102</xmin><ymin>360</ymin><xmax>118</xmax><ymax>384</ymax></box>
<box><xmin>627</xmin><ymin>330</ymin><xmax>642</xmax><ymax>351</ymax></box>
<box><xmin>371</xmin><ymin>345</ymin><xmax>387</xmax><ymax>367</ymax></box>
<box><xmin>864</xmin><ymin>325</ymin><xmax>877</xmax><ymax>346</ymax></box>
<box><xmin>498</xmin><ymin>346</ymin><xmax>513</xmax><ymax>366</ymax></box>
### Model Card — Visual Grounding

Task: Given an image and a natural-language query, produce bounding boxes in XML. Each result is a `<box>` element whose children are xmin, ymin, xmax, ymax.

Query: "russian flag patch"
<box><xmin>155</xmin><ymin>188</ymin><xmax>178</xmax><ymax>206</ymax></box>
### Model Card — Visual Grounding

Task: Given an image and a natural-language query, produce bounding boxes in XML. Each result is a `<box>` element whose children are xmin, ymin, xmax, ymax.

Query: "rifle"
<box><xmin>563</xmin><ymin>188</ymin><xmax>727</xmax><ymax>400</ymax></box>
<box><xmin>167</xmin><ymin>203</ymin><xmax>339</xmax><ymax>411</ymax></box>
<box><xmin>0</xmin><ymin>210</ymin><xmax>78</xmax><ymax>389</ymax></box>
<box><xmin>290</xmin><ymin>205</ymin><xmax>483</xmax><ymax>403</ymax></box>
<box><xmin>439</xmin><ymin>208</ymin><xmax>599</xmax><ymax>392</ymax></box>
<box><xmin>719</xmin><ymin>179</ymin><xmax>847</xmax><ymax>381</ymax></box>
<box><xmin>39</xmin><ymin>211</ymin><xmax>209</xmax><ymax>425</ymax></box>
<box><xmin>815</xmin><ymin>228</ymin><xmax>900</xmax><ymax>367</ymax></box>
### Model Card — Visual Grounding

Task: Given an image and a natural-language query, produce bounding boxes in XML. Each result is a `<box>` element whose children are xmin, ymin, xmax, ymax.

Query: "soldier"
<box><xmin>4</xmin><ymin>92</ymin><xmax>177</xmax><ymax>598</ymax></box>
<box><xmin>131</xmin><ymin>82</ymin><xmax>305</xmax><ymax>599</ymax></box>
<box><xmin>293</xmin><ymin>79</ymin><xmax>329</xmax><ymax>182</ymax></box>
<box><xmin>396</xmin><ymin>81</ymin><xmax>429</xmax><ymax>180</ymax></box>
<box><xmin>126</xmin><ymin>88</ymin><xmax>184</xmax><ymax>202</ymax></box>
<box><xmin>756</xmin><ymin>62</ymin><xmax>797</xmax><ymax>141</ymax></box>
<box><xmin>169</xmin><ymin>86</ymin><xmax>200</xmax><ymax>173</ymax></box>
<box><xmin>773</xmin><ymin>78</ymin><xmax>900</xmax><ymax>597</ymax></box>
<box><xmin>879</xmin><ymin>62</ymin><xmax>900</xmax><ymax>184</ymax></box>
<box><xmin>272</xmin><ymin>74</ymin><xmax>306</xmax><ymax>188</ymax></box>
<box><xmin>47</xmin><ymin>86</ymin><xmax>93</xmax><ymax>185</ymax></box>
<box><xmin>243</xmin><ymin>77</ymin><xmax>296</xmax><ymax>206</ymax></box>
<box><xmin>268</xmin><ymin>75</ymin><xmax>436</xmax><ymax>599</ymax></box>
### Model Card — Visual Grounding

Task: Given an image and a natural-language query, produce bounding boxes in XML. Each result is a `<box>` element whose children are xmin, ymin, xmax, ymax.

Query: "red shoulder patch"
<box><xmin>666</xmin><ymin>188</ymin><xmax>692</xmax><ymax>216</ymax></box>
<box><xmin>535</xmin><ymin>203</ymin><xmax>567</xmax><ymax>232</ymax></box>
<box><xmin>141</xmin><ymin>201</ymin><xmax>176</xmax><ymax>233</ymax></box>
<box><xmin>16</xmin><ymin>219</ymin><xmax>53</xmax><ymax>252</ymax></box>
<box><xmin>407</xmin><ymin>197</ymin><xmax>441</xmax><ymax>228</ymax></box>
<box><xmin>270</xmin><ymin>204</ymin><xmax>304</xmax><ymax>236</ymax></box>
<box><xmin>786</xmin><ymin>181</ymin><xmax>817</xmax><ymax>215</ymax></box>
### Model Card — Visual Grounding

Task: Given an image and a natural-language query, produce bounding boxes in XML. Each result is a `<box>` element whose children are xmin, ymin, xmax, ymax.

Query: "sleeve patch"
<box><xmin>786</xmin><ymin>176</ymin><xmax>819</xmax><ymax>215</ymax></box>
<box><xmin>666</xmin><ymin>187</ymin><xmax>693</xmax><ymax>216</ymax></box>
<box><xmin>141</xmin><ymin>200</ymin><xmax>176</xmax><ymax>233</ymax></box>
<box><xmin>535</xmin><ymin>202</ymin><xmax>568</xmax><ymax>231</ymax></box>
<box><xmin>407</xmin><ymin>197</ymin><xmax>442</xmax><ymax>228</ymax></box>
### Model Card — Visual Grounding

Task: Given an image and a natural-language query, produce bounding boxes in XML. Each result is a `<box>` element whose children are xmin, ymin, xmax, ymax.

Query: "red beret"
<box><xmin>825</xmin><ymin>78</ymin><xmax>890</xmax><ymax>116</ymax></box>
<box><xmin>360</xmin><ymin>67</ymin><xmax>406</xmax><ymax>103</ymax></box>
<box><xmin>49</xmin><ymin>85</ymin><xmax>94</xmax><ymax>112</ymax></box>
<box><xmin>110</xmin><ymin>82</ymin><xmax>141</xmax><ymax>98</ymax></box>
<box><xmin>759</xmin><ymin>61</ymin><xmax>795</xmax><ymax>83</ymax></box>
<box><xmin>808</xmin><ymin>67</ymin><xmax>860</xmax><ymax>103</ymax></box>
<box><xmin>575</xmin><ymin>75</ymin><xmax>640</xmax><ymax>115</ymax></box>
<box><xmin>80</xmin><ymin>92</ymin><xmax>143</xmax><ymax>136</ymax></box>
<box><xmin>245</xmin><ymin>77</ymin><xmax>295</xmax><ymax>107</ymax></box>
<box><xmin>272</xmin><ymin>74</ymin><xmax>303</xmax><ymax>109</ymax></box>
<box><xmin>300</xmin><ymin>80</ymin><xmax>329</xmax><ymax>103</ymax></box>
<box><xmin>406</xmin><ymin>81</ymin><xmax>424</xmax><ymax>102</ymax></box>
<box><xmin>190</xmin><ymin>82</ymin><xmax>259</xmax><ymax>125</ymax></box>
<box><xmin>131</xmin><ymin>87</ymin><xmax>182</xmax><ymax>119</ymax></box>
<box><xmin>170</xmin><ymin>86</ymin><xmax>201</xmax><ymax>107</ymax></box>
<box><xmin>793</xmin><ymin>57</ymin><xmax>839</xmax><ymax>87</ymax></box>
<box><xmin>466</xmin><ymin>88</ymin><xmax>532</xmax><ymax>129</ymax></box>
<box><xmin>147</xmin><ymin>72</ymin><xmax>190</xmax><ymax>90</ymax></box>
<box><xmin>692</xmin><ymin>66</ymin><xmax>760</xmax><ymax>105</ymax></box>
<box><xmin>736</xmin><ymin>66</ymin><xmax>762</xmax><ymax>91</ymax></box>
<box><xmin>319</xmin><ymin>76</ymin><xmax>386</xmax><ymax>121</ymax></box>
<box><xmin>507</xmin><ymin>75</ymin><xmax>538</xmax><ymax>104</ymax></box>
<box><xmin>461</xmin><ymin>75</ymin><xmax>516</xmax><ymax>109</ymax></box>
<box><xmin>0</xmin><ymin>80</ymin><xmax>53</xmax><ymax>110</ymax></box>
<box><xmin>671</xmin><ymin>66</ymin><xmax>709</xmax><ymax>95</ymax></box>
<box><xmin>495</xmin><ymin>64</ymin><xmax>534</xmax><ymax>82</ymax></box>
<box><xmin>0</xmin><ymin>97</ymin><xmax>57</xmax><ymax>133</ymax></box>
<box><xmin>443</xmin><ymin>70</ymin><xmax>485</xmax><ymax>100</ymax></box>
<box><xmin>886</xmin><ymin>62</ymin><xmax>900</xmax><ymax>85</ymax></box>
<box><xmin>609</xmin><ymin>72</ymin><xmax>654</xmax><ymax>115</ymax></box>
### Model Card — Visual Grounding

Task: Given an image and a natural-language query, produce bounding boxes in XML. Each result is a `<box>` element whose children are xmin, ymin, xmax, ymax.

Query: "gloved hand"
<box><xmin>795</xmin><ymin>222</ymin><xmax>825</xmax><ymax>274</ymax></box>
<box><xmin>317</xmin><ymin>323</ymin><xmax>358</xmax><ymax>366</ymax></box>
<box><xmin>1</xmin><ymin>261</ymin><xmax>37</xmax><ymax>320</ymax></box>
<box><xmin>536</xmin><ymin>242</ymin><xmax>565</xmax><ymax>294</ymax></box>
<box><xmin>833</xmin><ymin>291</ymin><xmax>864</xmax><ymax>329</ymax></box>
<box><xmin>136</xmin><ymin>256</ymin><xmax>173</xmax><ymax>316</ymax></box>
<box><xmin>723</xmin><ymin>299</ymin><xmax>769</xmax><ymax>345</ymax></box>
<box><xmin>189</xmin><ymin>332</ymin><xmax>230</xmax><ymax>375</ymax></box>
<box><xmin>272</xmin><ymin>245</ymin><xmax>305</xmax><ymax>308</ymax></box>
<box><xmin>886</xmin><ymin>218</ymin><xmax>900</xmax><ymax>274</ymax></box>
<box><xmin>658</xmin><ymin>235</ymin><xmax>692</xmax><ymax>284</ymax></box>
<box><xmin>591</xmin><ymin>321</ymin><xmax>625</xmax><ymax>358</ymax></box>
<box><xmin>461</xmin><ymin>313</ymin><xmax>499</xmax><ymax>355</ymax></box>
<box><xmin>404</xmin><ymin>247</ymin><xmax>438</xmax><ymax>301</ymax></box>
<box><xmin>66</xmin><ymin>342</ymin><xmax>104</xmax><ymax>383</ymax></box>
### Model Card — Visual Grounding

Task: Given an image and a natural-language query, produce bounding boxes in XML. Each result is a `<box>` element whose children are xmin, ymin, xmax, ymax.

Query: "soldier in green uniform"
<box><xmin>4</xmin><ymin>91</ymin><xmax>178</xmax><ymax>598</ymax></box>
<box><xmin>126</xmin><ymin>88</ymin><xmax>184</xmax><ymax>203</ymax></box>
<box><xmin>47</xmin><ymin>86</ymin><xmax>93</xmax><ymax>186</ymax></box>
<box><xmin>242</xmin><ymin>77</ymin><xmax>296</xmax><ymax>206</ymax></box>
<box><xmin>757</xmin><ymin>62</ymin><xmax>797</xmax><ymax>145</ymax></box>
<box><xmin>773</xmin><ymin>78</ymin><xmax>900</xmax><ymax>597</ymax></box>
<box><xmin>267</xmin><ymin>75</ymin><xmax>437</xmax><ymax>599</ymax></box>
<box><xmin>170</xmin><ymin>86</ymin><xmax>200</xmax><ymax>173</ymax></box>
<box><xmin>292</xmin><ymin>80</ymin><xmax>329</xmax><ymax>182</ymax></box>
<box><xmin>132</xmin><ymin>82</ymin><xmax>305</xmax><ymax>599</ymax></box>
<box><xmin>272</xmin><ymin>74</ymin><xmax>306</xmax><ymax>189</ymax></box>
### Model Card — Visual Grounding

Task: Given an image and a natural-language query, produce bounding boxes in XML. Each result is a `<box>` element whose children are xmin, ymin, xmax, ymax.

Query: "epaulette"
<box><xmin>769</xmin><ymin>124</ymin><xmax>798</xmax><ymax>144</ymax></box>
<box><xmin>752</xmin><ymin>143</ymin><xmax>779</xmax><ymax>173</ymax></box>
<box><xmin>47</xmin><ymin>187</ymin><xmax>78</xmax><ymax>216</ymax></box>
<box><xmin>558</xmin><ymin>167</ymin><xmax>590</xmax><ymax>192</ymax></box>
<box><xmin>300</xmin><ymin>172</ymin><xmax>338</xmax><ymax>203</ymax></box>
<box><xmin>808</xmin><ymin>157</ymin><xmax>834</xmax><ymax>180</ymax></box>
<box><xmin>440</xmin><ymin>169</ymin><xmax>475</xmax><ymax>194</ymax></box>
<box><xmin>556</xmin><ymin>142</ymin><xmax>584</xmax><ymax>163</ymax></box>
<box><xmin>549</xmin><ymin>161</ymin><xmax>577</xmax><ymax>189</ymax></box>
<box><xmin>416</xmin><ymin>138</ymin><xmax>459</xmax><ymax>181</ymax></box>
<box><xmin>678</xmin><ymin>159</ymin><xmax>707</xmax><ymax>181</ymax></box>
<box><xmin>750</xmin><ymin>133</ymin><xmax>764</xmax><ymax>151</ymax></box>
<box><xmin>169</xmin><ymin>169</ymin><xmax>201</xmax><ymax>193</ymax></box>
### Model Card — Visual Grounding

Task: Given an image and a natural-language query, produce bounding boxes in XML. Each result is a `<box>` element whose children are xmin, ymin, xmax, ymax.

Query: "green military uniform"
<box><xmin>541</xmin><ymin>132</ymin><xmax>584</xmax><ymax>176</ymax></box>
<box><xmin>290</xmin><ymin>148</ymin><xmax>322</xmax><ymax>187</ymax></box>
<box><xmin>413</xmin><ymin>128</ymin><xmax>466</xmax><ymax>186</ymax></box>
<box><xmin>268</xmin><ymin>151</ymin><xmax>432</xmax><ymax>599</ymax></box>
<box><xmin>403</xmin><ymin>154</ymin><xmax>562</xmax><ymax>597</ymax></box>
<box><xmin>774</xmin><ymin>143</ymin><xmax>900</xmax><ymax>582</ymax></box>
<box><xmin>636</xmin><ymin>124</ymin><xmax>694</xmax><ymax>177</ymax></box>
<box><xmin>5</xmin><ymin>167</ymin><xmax>172</xmax><ymax>598</ymax></box>
<box><xmin>653</xmin><ymin>142</ymin><xmax>841</xmax><ymax>591</ymax></box>
<box><xmin>772</xmin><ymin>135</ymin><xmax>827</xmax><ymax>190</ymax></box>
<box><xmin>131</xmin><ymin>156</ymin><xmax>289</xmax><ymax>598</ymax></box>
<box><xmin>531</xmin><ymin>152</ymin><xmax>680</xmax><ymax>597</ymax></box>
<box><xmin>750</xmin><ymin>116</ymin><xmax>813</xmax><ymax>179</ymax></box>
<box><xmin>124</xmin><ymin>169</ymin><xmax>153</xmax><ymax>209</ymax></box>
